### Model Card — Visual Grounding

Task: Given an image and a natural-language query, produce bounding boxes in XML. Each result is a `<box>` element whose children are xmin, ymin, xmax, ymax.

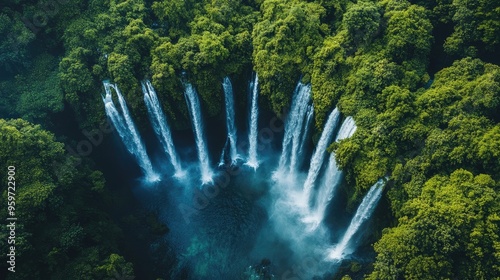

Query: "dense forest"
<box><xmin>1</xmin><ymin>0</ymin><xmax>499</xmax><ymax>279</ymax></box>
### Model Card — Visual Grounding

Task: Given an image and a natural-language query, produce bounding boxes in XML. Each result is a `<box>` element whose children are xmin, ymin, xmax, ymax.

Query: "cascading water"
<box><xmin>102</xmin><ymin>74</ymin><xmax>384</xmax><ymax>278</ymax></box>
<box><xmin>245</xmin><ymin>74</ymin><xmax>260</xmax><ymax>169</ymax></box>
<box><xmin>102</xmin><ymin>81</ymin><xmax>159</xmax><ymax>181</ymax></box>
<box><xmin>142</xmin><ymin>80</ymin><xmax>185</xmax><ymax>178</ymax></box>
<box><xmin>218</xmin><ymin>138</ymin><xmax>229</xmax><ymax>167</ymax></box>
<box><xmin>184</xmin><ymin>83</ymin><xmax>213</xmax><ymax>184</ymax></box>
<box><xmin>289</xmin><ymin>86</ymin><xmax>313</xmax><ymax>174</ymax></box>
<box><xmin>275</xmin><ymin>83</ymin><xmax>312</xmax><ymax>176</ymax></box>
<box><xmin>334</xmin><ymin>117</ymin><xmax>357</xmax><ymax>143</ymax></box>
<box><xmin>327</xmin><ymin>178</ymin><xmax>385</xmax><ymax>261</ymax></box>
<box><xmin>298</xmin><ymin>104</ymin><xmax>314</xmax><ymax>162</ymax></box>
<box><xmin>307</xmin><ymin>116</ymin><xmax>357</xmax><ymax>228</ymax></box>
<box><xmin>302</xmin><ymin>108</ymin><xmax>341</xmax><ymax>202</ymax></box>
<box><xmin>222</xmin><ymin>77</ymin><xmax>239</xmax><ymax>164</ymax></box>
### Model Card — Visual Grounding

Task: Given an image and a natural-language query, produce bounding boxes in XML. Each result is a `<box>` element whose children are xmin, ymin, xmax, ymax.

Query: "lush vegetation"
<box><xmin>1</xmin><ymin>0</ymin><xmax>499</xmax><ymax>279</ymax></box>
<box><xmin>0</xmin><ymin>119</ymin><xmax>134</xmax><ymax>279</ymax></box>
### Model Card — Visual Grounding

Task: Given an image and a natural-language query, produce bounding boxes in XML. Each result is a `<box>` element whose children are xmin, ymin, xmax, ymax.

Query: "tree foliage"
<box><xmin>16</xmin><ymin>54</ymin><xmax>64</xmax><ymax>124</ymax></box>
<box><xmin>151</xmin><ymin>0</ymin><xmax>257</xmax><ymax>122</ymax></box>
<box><xmin>368</xmin><ymin>170</ymin><xmax>500</xmax><ymax>280</ymax></box>
<box><xmin>253</xmin><ymin>0</ymin><xmax>326</xmax><ymax>113</ymax></box>
<box><xmin>442</xmin><ymin>0</ymin><xmax>500</xmax><ymax>56</ymax></box>
<box><xmin>0</xmin><ymin>119</ymin><xmax>131</xmax><ymax>279</ymax></box>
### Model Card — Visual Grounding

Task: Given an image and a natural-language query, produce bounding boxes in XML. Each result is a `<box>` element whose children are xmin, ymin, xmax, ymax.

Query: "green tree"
<box><xmin>152</xmin><ymin>0</ymin><xmax>199</xmax><ymax>39</ymax></box>
<box><xmin>57</xmin><ymin>0</ymin><xmax>159</xmax><ymax>129</ymax></box>
<box><xmin>417</xmin><ymin>58</ymin><xmax>500</xmax><ymax>126</ymax></box>
<box><xmin>443</xmin><ymin>0</ymin><xmax>500</xmax><ymax>56</ymax></box>
<box><xmin>478</xmin><ymin>124</ymin><xmax>500</xmax><ymax>173</ymax></box>
<box><xmin>95</xmin><ymin>254</ymin><xmax>135</xmax><ymax>280</ymax></box>
<box><xmin>311</xmin><ymin>32</ymin><xmax>349</xmax><ymax>126</ymax></box>
<box><xmin>15</xmin><ymin>54</ymin><xmax>63</xmax><ymax>124</ymax></box>
<box><xmin>342</xmin><ymin>1</ymin><xmax>381</xmax><ymax>47</ymax></box>
<box><xmin>0</xmin><ymin>119</ymin><xmax>129</xmax><ymax>279</ymax></box>
<box><xmin>253</xmin><ymin>0</ymin><xmax>326</xmax><ymax>114</ymax></box>
<box><xmin>368</xmin><ymin>170</ymin><xmax>500</xmax><ymax>279</ymax></box>
<box><xmin>384</xmin><ymin>4</ymin><xmax>433</xmax><ymax>63</ymax></box>
<box><xmin>0</xmin><ymin>12</ymin><xmax>35</xmax><ymax>74</ymax></box>
<box><xmin>151</xmin><ymin>0</ymin><xmax>257</xmax><ymax>121</ymax></box>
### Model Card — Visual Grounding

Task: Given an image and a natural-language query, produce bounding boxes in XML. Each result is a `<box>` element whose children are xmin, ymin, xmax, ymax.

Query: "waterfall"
<box><xmin>302</xmin><ymin>108</ymin><xmax>341</xmax><ymax>200</ymax></box>
<box><xmin>297</xmin><ymin>104</ymin><xmax>314</xmax><ymax>163</ymax></box>
<box><xmin>222</xmin><ymin>77</ymin><xmax>239</xmax><ymax>163</ymax></box>
<box><xmin>218</xmin><ymin>137</ymin><xmax>229</xmax><ymax>167</ymax></box>
<box><xmin>306</xmin><ymin>116</ymin><xmax>357</xmax><ymax>228</ymax></box>
<box><xmin>334</xmin><ymin>117</ymin><xmax>357</xmax><ymax>143</ymax></box>
<box><xmin>102</xmin><ymin>81</ymin><xmax>159</xmax><ymax>181</ymax></box>
<box><xmin>245</xmin><ymin>74</ymin><xmax>259</xmax><ymax>169</ymax></box>
<box><xmin>275</xmin><ymin>83</ymin><xmax>313</xmax><ymax>175</ymax></box>
<box><xmin>142</xmin><ymin>80</ymin><xmax>185</xmax><ymax>178</ymax></box>
<box><xmin>184</xmin><ymin>83</ymin><xmax>213</xmax><ymax>184</ymax></box>
<box><xmin>289</xmin><ymin>85</ymin><xmax>313</xmax><ymax>174</ymax></box>
<box><xmin>101</xmin><ymin>75</ymin><xmax>386</xmax><ymax>277</ymax></box>
<box><xmin>327</xmin><ymin>178</ymin><xmax>385</xmax><ymax>260</ymax></box>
